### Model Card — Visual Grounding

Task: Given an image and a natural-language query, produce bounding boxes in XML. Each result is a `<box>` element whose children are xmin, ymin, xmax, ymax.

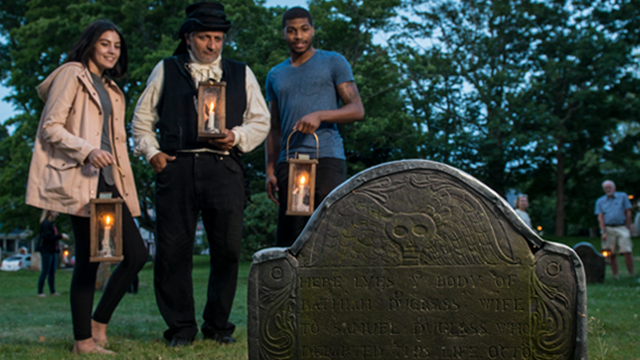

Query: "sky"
<box><xmin>0</xmin><ymin>0</ymin><xmax>308</xmax><ymax>125</ymax></box>
<box><xmin>265</xmin><ymin>0</ymin><xmax>306</xmax><ymax>7</ymax></box>
<box><xmin>0</xmin><ymin>87</ymin><xmax>11</xmax><ymax>124</ymax></box>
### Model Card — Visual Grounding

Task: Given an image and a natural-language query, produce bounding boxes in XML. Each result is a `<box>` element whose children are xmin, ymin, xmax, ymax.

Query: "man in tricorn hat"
<box><xmin>132</xmin><ymin>1</ymin><xmax>269</xmax><ymax>347</ymax></box>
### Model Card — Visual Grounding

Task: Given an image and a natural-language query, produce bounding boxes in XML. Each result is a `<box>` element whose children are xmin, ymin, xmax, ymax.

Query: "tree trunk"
<box><xmin>555</xmin><ymin>142</ymin><xmax>565</xmax><ymax>236</ymax></box>
<box><xmin>95</xmin><ymin>263</ymin><xmax>111</xmax><ymax>292</ymax></box>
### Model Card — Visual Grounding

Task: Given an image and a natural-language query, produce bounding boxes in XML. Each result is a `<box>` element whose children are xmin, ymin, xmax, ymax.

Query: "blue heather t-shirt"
<box><xmin>594</xmin><ymin>192</ymin><xmax>632</xmax><ymax>225</ymax></box>
<box><xmin>265</xmin><ymin>50</ymin><xmax>355</xmax><ymax>162</ymax></box>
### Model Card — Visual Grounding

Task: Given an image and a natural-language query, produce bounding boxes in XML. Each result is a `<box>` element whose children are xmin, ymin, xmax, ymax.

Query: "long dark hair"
<box><xmin>66</xmin><ymin>20</ymin><xmax>128</xmax><ymax>79</ymax></box>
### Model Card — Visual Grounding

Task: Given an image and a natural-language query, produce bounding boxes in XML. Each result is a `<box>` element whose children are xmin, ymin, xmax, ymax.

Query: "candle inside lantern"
<box><xmin>206</xmin><ymin>101</ymin><xmax>217</xmax><ymax>132</ymax></box>
<box><xmin>100</xmin><ymin>214</ymin><xmax>113</xmax><ymax>257</ymax></box>
<box><xmin>292</xmin><ymin>172</ymin><xmax>310</xmax><ymax>212</ymax></box>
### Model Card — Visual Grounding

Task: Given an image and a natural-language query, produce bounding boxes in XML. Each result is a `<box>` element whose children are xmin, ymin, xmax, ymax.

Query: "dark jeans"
<box><xmin>37</xmin><ymin>252</ymin><xmax>58</xmax><ymax>294</ymax></box>
<box><xmin>69</xmin><ymin>175</ymin><xmax>147</xmax><ymax>340</ymax></box>
<box><xmin>276</xmin><ymin>158</ymin><xmax>347</xmax><ymax>247</ymax></box>
<box><xmin>154</xmin><ymin>153</ymin><xmax>245</xmax><ymax>341</ymax></box>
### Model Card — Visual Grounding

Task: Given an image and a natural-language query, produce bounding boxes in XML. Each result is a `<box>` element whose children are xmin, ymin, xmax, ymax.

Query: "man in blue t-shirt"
<box><xmin>265</xmin><ymin>7</ymin><xmax>365</xmax><ymax>247</ymax></box>
<box><xmin>595</xmin><ymin>180</ymin><xmax>635</xmax><ymax>279</ymax></box>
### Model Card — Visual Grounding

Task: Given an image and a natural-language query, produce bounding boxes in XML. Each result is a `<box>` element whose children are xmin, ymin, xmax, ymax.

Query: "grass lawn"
<box><xmin>1</xmin><ymin>237</ymin><xmax>639</xmax><ymax>359</ymax></box>
<box><xmin>0</xmin><ymin>256</ymin><xmax>250</xmax><ymax>359</ymax></box>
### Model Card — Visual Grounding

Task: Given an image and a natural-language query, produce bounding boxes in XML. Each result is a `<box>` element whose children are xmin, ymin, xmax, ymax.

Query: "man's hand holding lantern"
<box><xmin>209</xmin><ymin>129</ymin><xmax>235</xmax><ymax>151</ymax></box>
<box><xmin>294</xmin><ymin>112</ymin><xmax>322</xmax><ymax>134</ymax></box>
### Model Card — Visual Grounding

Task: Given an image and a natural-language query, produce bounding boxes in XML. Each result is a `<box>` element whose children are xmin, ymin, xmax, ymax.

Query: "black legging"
<box><xmin>69</xmin><ymin>176</ymin><xmax>147</xmax><ymax>341</ymax></box>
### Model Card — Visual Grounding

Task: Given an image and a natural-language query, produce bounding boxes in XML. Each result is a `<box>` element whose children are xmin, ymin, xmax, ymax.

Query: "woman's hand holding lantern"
<box><xmin>86</xmin><ymin>149</ymin><xmax>114</xmax><ymax>169</ymax></box>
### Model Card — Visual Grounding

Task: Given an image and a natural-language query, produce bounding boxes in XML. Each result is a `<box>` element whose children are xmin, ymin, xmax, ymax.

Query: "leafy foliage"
<box><xmin>1</xmin><ymin>0</ymin><xmax>640</xmax><ymax>241</ymax></box>
<box><xmin>395</xmin><ymin>0</ymin><xmax>640</xmax><ymax>234</ymax></box>
<box><xmin>241</xmin><ymin>192</ymin><xmax>277</xmax><ymax>260</ymax></box>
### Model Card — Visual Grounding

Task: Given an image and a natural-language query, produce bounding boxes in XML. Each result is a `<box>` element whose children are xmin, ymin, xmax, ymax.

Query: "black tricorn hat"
<box><xmin>174</xmin><ymin>2</ymin><xmax>232</xmax><ymax>55</ymax></box>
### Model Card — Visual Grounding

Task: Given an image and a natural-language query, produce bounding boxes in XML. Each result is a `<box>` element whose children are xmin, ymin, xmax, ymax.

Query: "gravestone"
<box><xmin>248</xmin><ymin>160</ymin><xmax>587</xmax><ymax>360</ymax></box>
<box><xmin>30</xmin><ymin>252</ymin><xmax>41</xmax><ymax>272</ymax></box>
<box><xmin>573</xmin><ymin>242</ymin><xmax>605</xmax><ymax>284</ymax></box>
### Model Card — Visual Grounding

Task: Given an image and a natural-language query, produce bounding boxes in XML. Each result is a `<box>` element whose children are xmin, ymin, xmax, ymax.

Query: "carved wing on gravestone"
<box><xmin>301</xmin><ymin>171</ymin><xmax>521</xmax><ymax>267</ymax></box>
<box><xmin>254</xmin><ymin>256</ymin><xmax>298</xmax><ymax>360</ymax></box>
<box><xmin>530</xmin><ymin>251</ymin><xmax>579</xmax><ymax>359</ymax></box>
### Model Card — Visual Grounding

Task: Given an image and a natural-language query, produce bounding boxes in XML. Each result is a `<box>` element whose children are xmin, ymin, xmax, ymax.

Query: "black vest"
<box><xmin>156</xmin><ymin>53</ymin><xmax>247</xmax><ymax>153</ymax></box>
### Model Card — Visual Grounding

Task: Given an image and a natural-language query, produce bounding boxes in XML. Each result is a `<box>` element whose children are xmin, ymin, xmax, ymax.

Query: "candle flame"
<box><xmin>209</xmin><ymin>102</ymin><xmax>215</xmax><ymax>113</ymax></box>
<box><xmin>105</xmin><ymin>215</ymin><xmax>112</xmax><ymax>225</ymax></box>
<box><xmin>299</xmin><ymin>175</ymin><xmax>306</xmax><ymax>185</ymax></box>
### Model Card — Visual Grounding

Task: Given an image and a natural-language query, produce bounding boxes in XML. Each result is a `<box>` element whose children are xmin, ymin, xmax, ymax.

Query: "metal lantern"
<box><xmin>286</xmin><ymin>131</ymin><xmax>319</xmax><ymax>216</ymax></box>
<box><xmin>90</xmin><ymin>197</ymin><xmax>124</xmax><ymax>263</ymax></box>
<box><xmin>197</xmin><ymin>80</ymin><xmax>226</xmax><ymax>141</ymax></box>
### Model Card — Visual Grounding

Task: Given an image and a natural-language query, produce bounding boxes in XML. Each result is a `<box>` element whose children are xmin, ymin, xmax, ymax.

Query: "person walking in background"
<box><xmin>132</xmin><ymin>2</ymin><xmax>269</xmax><ymax>347</ymax></box>
<box><xmin>514</xmin><ymin>195</ymin><xmax>532</xmax><ymax>228</ymax></box>
<box><xmin>25</xmin><ymin>20</ymin><xmax>147</xmax><ymax>354</ymax></box>
<box><xmin>265</xmin><ymin>7</ymin><xmax>365</xmax><ymax>247</ymax></box>
<box><xmin>37</xmin><ymin>210</ymin><xmax>68</xmax><ymax>297</ymax></box>
<box><xmin>595</xmin><ymin>180</ymin><xmax>635</xmax><ymax>280</ymax></box>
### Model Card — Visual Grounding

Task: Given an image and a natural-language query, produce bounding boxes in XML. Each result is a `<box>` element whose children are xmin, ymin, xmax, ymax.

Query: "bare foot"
<box><xmin>37</xmin><ymin>294</ymin><xmax>45</xmax><ymax>298</ymax></box>
<box><xmin>72</xmin><ymin>339</ymin><xmax>115</xmax><ymax>355</ymax></box>
<box><xmin>91</xmin><ymin>319</ymin><xmax>108</xmax><ymax>348</ymax></box>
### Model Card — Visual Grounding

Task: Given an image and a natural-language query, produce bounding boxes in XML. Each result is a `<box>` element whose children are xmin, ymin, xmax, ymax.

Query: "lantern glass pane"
<box><xmin>201</xmin><ymin>86</ymin><xmax>222</xmax><ymax>135</ymax></box>
<box><xmin>290</xmin><ymin>163</ymin><xmax>313</xmax><ymax>213</ymax></box>
<box><xmin>96</xmin><ymin>204</ymin><xmax>117</xmax><ymax>258</ymax></box>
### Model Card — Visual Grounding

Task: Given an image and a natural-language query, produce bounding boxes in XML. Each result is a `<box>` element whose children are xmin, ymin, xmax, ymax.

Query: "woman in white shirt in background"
<box><xmin>514</xmin><ymin>195</ymin><xmax>532</xmax><ymax>228</ymax></box>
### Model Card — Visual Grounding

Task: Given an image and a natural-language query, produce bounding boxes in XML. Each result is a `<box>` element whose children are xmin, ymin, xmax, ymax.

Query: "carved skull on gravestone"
<box><xmin>385</xmin><ymin>213</ymin><xmax>436</xmax><ymax>265</ymax></box>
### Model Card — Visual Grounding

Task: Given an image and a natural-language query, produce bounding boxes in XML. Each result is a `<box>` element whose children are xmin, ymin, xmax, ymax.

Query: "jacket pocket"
<box><xmin>44</xmin><ymin>156</ymin><xmax>80</xmax><ymax>206</ymax></box>
<box><xmin>48</xmin><ymin>156</ymin><xmax>79</xmax><ymax>171</ymax></box>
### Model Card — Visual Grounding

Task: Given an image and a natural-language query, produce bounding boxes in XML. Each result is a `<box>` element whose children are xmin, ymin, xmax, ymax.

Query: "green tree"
<box><xmin>396</xmin><ymin>0</ymin><xmax>539</xmax><ymax>197</ymax></box>
<box><xmin>397</xmin><ymin>0</ymin><xmax>640</xmax><ymax>235</ymax></box>
<box><xmin>241</xmin><ymin>192</ymin><xmax>277</xmax><ymax>259</ymax></box>
<box><xmin>524</xmin><ymin>0</ymin><xmax>640</xmax><ymax>235</ymax></box>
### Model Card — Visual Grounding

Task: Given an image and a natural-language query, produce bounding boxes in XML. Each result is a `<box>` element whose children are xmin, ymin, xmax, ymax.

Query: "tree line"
<box><xmin>1</xmin><ymin>0</ymin><xmax>639</xmax><ymax>255</ymax></box>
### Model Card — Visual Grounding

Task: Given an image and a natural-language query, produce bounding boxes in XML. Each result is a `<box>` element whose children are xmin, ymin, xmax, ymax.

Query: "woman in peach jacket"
<box><xmin>25</xmin><ymin>20</ymin><xmax>146</xmax><ymax>355</ymax></box>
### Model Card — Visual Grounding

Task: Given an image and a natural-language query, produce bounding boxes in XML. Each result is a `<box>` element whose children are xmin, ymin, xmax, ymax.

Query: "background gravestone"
<box><xmin>573</xmin><ymin>242</ymin><xmax>605</xmax><ymax>284</ymax></box>
<box><xmin>248</xmin><ymin>160</ymin><xmax>587</xmax><ymax>360</ymax></box>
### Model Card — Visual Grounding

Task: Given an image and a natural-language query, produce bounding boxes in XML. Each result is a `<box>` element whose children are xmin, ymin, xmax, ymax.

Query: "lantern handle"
<box><xmin>285</xmin><ymin>129</ymin><xmax>319</xmax><ymax>161</ymax></box>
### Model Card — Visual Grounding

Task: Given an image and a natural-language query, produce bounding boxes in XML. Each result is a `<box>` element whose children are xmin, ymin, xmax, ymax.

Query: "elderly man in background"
<box><xmin>595</xmin><ymin>180</ymin><xmax>635</xmax><ymax>280</ymax></box>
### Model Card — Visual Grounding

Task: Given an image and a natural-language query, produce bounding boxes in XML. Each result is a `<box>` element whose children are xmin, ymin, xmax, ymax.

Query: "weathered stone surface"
<box><xmin>248</xmin><ymin>160</ymin><xmax>587</xmax><ymax>360</ymax></box>
<box><xmin>573</xmin><ymin>242</ymin><xmax>605</xmax><ymax>284</ymax></box>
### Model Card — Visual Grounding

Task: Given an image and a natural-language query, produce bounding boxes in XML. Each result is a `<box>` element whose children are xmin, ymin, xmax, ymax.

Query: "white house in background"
<box><xmin>0</xmin><ymin>228</ymin><xmax>34</xmax><ymax>256</ymax></box>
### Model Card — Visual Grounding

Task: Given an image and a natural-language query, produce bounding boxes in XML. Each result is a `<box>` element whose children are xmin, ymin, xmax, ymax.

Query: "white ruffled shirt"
<box><xmin>187</xmin><ymin>50</ymin><xmax>223</xmax><ymax>83</ymax></box>
<box><xmin>132</xmin><ymin>50</ymin><xmax>270</xmax><ymax>161</ymax></box>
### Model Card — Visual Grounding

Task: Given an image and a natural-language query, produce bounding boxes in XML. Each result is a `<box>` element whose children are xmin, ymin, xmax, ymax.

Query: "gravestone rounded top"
<box><xmin>249</xmin><ymin>160</ymin><xmax>587</xmax><ymax>360</ymax></box>
<box><xmin>573</xmin><ymin>242</ymin><xmax>604</xmax><ymax>257</ymax></box>
<box><xmin>573</xmin><ymin>241</ymin><xmax>606</xmax><ymax>284</ymax></box>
